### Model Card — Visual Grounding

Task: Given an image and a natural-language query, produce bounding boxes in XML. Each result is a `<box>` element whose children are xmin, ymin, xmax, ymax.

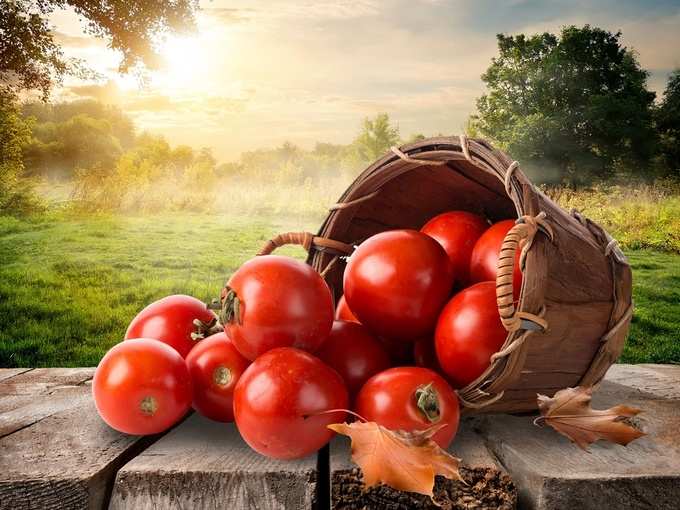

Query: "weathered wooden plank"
<box><xmin>0</xmin><ymin>368</ymin><xmax>155</xmax><ymax>510</ymax></box>
<box><xmin>0</xmin><ymin>367</ymin><xmax>96</xmax><ymax>438</ymax></box>
<box><xmin>604</xmin><ymin>363</ymin><xmax>680</xmax><ymax>400</ymax></box>
<box><xmin>109</xmin><ymin>413</ymin><xmax>319</xmax><ymax>510</ymax></box>
<box><xmin>472</xmin><ymin>365</ymin><xmax>680</xmax><ymax>510</ymax></box>
<box><xmin>0</xmin><ymin>368</ymin><xmax>33</xmax><ymax>382</ymax></box>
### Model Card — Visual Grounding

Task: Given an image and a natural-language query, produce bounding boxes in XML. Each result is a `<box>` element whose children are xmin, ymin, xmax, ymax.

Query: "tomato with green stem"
<box><xmin>185</xmin><ymin>332</ymin><xmax>250</xmax><ymax>422</ymax></box>
<box><xmin>93</xmin><ymin>338</ymin><xmax>192</xmax><ymax>435</ymax></box>
<box><xmin>220</xmin><ymin>255</ymin><xmax>334</xmax><ymax>361</ymax></box>
<box><xmin>355</xmin><ymin>366</ymin><xmax>460</xmax><ymax>448</ymax></box>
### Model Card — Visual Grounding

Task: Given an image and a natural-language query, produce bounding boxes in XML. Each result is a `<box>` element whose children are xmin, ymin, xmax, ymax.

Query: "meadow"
<box><xmin>0</xmin><ymin>181</ymin><xmax>678</xmax><ymax>367</ymax></box>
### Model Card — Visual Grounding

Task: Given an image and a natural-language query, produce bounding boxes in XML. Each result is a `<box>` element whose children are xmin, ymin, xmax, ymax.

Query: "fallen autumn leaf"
<box><xmin>536</xmin><ymin>386</ymin><xmax>645</xmax><ymax>451</ymax></box>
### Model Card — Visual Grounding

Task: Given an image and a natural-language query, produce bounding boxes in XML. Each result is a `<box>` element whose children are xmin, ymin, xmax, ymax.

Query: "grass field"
<box><xmin>1</xmin><ymin>212</ymin><xmax>678</xmax><ymax>367</ymax></box>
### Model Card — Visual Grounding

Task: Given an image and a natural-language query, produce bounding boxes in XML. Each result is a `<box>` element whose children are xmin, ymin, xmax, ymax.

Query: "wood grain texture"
<box><xmin>0</xmin><ymin>368</ymin><xmax>33</xmax><ymax>382</ymax></box>
<box><xmin>109</xmin><ymin>413</ymin><xmax>318</xmax><ymax>510</ymax></box>
<box><xmin>0</xmin><ymin>367</ymin><xmax>96</xmax><ymax>438</ymax></box>
<box><xmin>472</xmin><ymin>365</ymin><xmax>680</xmax><ymax>510</ymax></box>
<box><xmin>0</xmin><ymin>368</ymin><xmax>153</xmax><ymax>510</ymax></box>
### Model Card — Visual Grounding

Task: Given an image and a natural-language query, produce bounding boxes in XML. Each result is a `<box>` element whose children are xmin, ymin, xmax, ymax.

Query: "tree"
<box><xmin>0</xmin><ymin>88</ymin><xmax>41</xmax><ymax>214</ymax></box>
<box><xmin>352</xmin><ymin>113</ymin><xmax>400</xmax><ymax>162</ymax></box>
<box><xmin>22</xmin><ymin>101</ymin><xmax>136</xmax><ymax>179</ymax></box>
<box><xmin>656</xmin><ymin>70</ymin><xmax>680</xmax><ymax>176</ymax></box>
<box><xmin>1</xmin><ymin>0</ymin><xmax>197</xmax><ymax>99</ymax></box>
<box><xmin>470</xmin><ymin>26</ymin><xmax>657</xmax><ymax>184</ymax></box>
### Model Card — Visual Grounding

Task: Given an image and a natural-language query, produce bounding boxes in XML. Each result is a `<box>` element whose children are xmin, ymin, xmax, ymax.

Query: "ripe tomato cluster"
<box><xmin>92</xmin><ymin>210</ymin><xmax>518</xmax><ymax>460</ymax></box>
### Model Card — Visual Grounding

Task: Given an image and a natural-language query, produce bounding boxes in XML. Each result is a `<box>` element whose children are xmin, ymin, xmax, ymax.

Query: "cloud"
<box><xmin>53</xmin><ymin>31</ymin><xmax>95</xmax><ymax>48</ymax></box>
<box><xmin>202</xmin><ymin>7</ymin><xmax>254</xmax><ymax>24</ymax></box>
<box><xmin>67</xmin><ymin>81</ymin><xmax>121</xmax><ymax>102</ymax></box>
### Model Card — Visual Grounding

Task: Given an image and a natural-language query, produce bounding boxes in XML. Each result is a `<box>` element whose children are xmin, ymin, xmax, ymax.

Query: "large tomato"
<box><xmin>222</xmin><ymin>255</ymin><xmax>334</xmax><ymax>361</ymax></box>
<box><xmin>469</xmin><ymin>219</ymin><xmax>521</xmax><ymax>300</ymax></box>
<box><xmin>435</xmin><ymin>282</ymin><xmax>508</xmax><ymax>388</ymax></box>
<box><xmin>125</xmin><ymin>294</ymin><xmax>218</xmax><ymax>358</ymax></box>
<box><xmin>93</xmin><ymin>338</ymin><xmax>192</xmax><ymax>435</ymax></box>
<box><xmin>234</xmin><ymin>347</ymin><xmax>348</xmax><ymax>459</ymax></box>
<box><xmin>185</xmin><ymin>332</ymin><xmax>250</xmax><ymax>422</ymax></box>
<box><xmin>335</xmin><ymin>295</ymin><xmax>359</xmax><ymax>323</ymax></box>
<box><xmin>421</xmin><ymin>211</ymin><xmax>488</xmax><ymax>287</ymax></box>
<box><xmin>355</xmin><ymin>367</ymin><xmax>460</xmax><ymax>449</ymax></box>
<box><xmin>316</xmin><ymin>321</ymin><xmax>390</xmax><ymax>397</ymax></box>
<box><xmin>343</xmin><ymin>230</ymin><xmax>454</xmax><ymax>341</ymax></box>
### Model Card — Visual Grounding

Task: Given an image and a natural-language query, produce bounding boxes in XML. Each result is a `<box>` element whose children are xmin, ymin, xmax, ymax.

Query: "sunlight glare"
<box><xmin>155</xmin><ymin>34</ymin><xmax>218</xmax><ymax>94</ymax></box>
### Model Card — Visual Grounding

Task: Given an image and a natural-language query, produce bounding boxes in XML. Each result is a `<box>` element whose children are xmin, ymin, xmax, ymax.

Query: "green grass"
<box><xmin>0</xmin><ymin>212</ymin><xmax>678</xmax><ymax>367</ymax></box>
<box><xmin>0</xmin><ymin>212</ymin><xmax>317</xmax><ymax>367</ymax></box>
<box><xmin>623</xmin><ymin>250</ymin><xmax>680</xmax><ymax>364</ymax></box>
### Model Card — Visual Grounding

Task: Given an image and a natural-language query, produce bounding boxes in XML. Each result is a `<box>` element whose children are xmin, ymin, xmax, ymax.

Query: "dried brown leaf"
<box><xmin>328</xmin><ymin>421</ymin><xmax>462</xmax><ymax>497</ymax></box>
<box><xmin>536</xmin><ymin>386</ymin><xmax>645</xmax><ymax>451</ymax></box>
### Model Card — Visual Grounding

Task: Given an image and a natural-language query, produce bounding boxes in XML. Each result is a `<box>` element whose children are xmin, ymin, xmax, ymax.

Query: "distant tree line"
<box><xmin>469</xmin><ymin>25</ymin><xmax>680</xmax><ymax>185</ymax></box>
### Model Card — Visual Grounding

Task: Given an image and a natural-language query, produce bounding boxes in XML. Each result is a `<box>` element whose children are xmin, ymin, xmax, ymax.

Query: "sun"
<box><xmin>153</xmin><ymin>34</ymin><xmax>215</xmax><ymax>94</ymax></box>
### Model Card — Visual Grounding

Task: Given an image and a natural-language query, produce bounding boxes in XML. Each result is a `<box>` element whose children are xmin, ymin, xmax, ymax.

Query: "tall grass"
<box><xmin>546</xmin><ymin>180</ymin><xmax>680</xmax><ymax>253</ymax></box>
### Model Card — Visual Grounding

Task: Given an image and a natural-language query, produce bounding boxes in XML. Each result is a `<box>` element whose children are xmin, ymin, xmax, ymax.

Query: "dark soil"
<box><xmin>332</xmin><ymin>466</ymin><xmax>517</xmax><ymax>510</ymax></box>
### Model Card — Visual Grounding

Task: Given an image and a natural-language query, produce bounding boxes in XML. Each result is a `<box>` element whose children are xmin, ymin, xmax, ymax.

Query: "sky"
<box><xmin>51</xmin><ymin>0</ymin><xmax>680</xmax><ymax>161</ymax></box>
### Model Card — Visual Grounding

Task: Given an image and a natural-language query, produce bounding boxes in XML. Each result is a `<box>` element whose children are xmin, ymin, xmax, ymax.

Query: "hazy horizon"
<box><xmin>48</xmin><ymin>0</ymin><xmax>680</xmax><ymax>162</ymax></box>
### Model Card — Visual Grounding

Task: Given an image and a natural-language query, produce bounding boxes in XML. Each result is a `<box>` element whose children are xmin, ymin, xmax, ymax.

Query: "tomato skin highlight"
<box><xmin>335</xmin><ymin>295</ymin><xmax>359</xmax><ymax>323</ymax></box>
<box><xmin>185</xmin><ymin>332</ymin><xmax>250</xmax><ymax>422</ymax></box>
<box><xmin>316</xmin><ymin>321</ymin><xmax>390</xmax><ymax>397</ymax></box>
<box><xmin>125</xmin><ymin>294</ymin><xmax>216</xmax><ymax>358</ymax></box>
<box><xmin>93</xmin><ymin>338</ymin><xmax>192</xmax><ymax>435</ymax></box>
<box><xmin>343</xmin><ymin>230</ymin><xmax>455</xmax><ymax>342</ymax></box>
<box><xmin>355</xmin><ymin>366</ymin><xmax>460</xmax><ymax>449</ymax></box>
<box><xmin>435</xmin><ymin>282</ymin><xmax>508</xmax><ymax>389</ymax></box>
<box><xmin>421</xmin><ymin>211</ymin><xmax>488</xmax><ymax>287</ymax></box>
<box><xmin>469</xmin><ymin>219</ymin><xmax>522</xmax><ymax>300</ymax></box>
<box><xmin>234</xmin><ymin>347</ymin><xmax>348</xmax><ymax>459</ymax></box>
<box><xmin>225</xmin><ymin>255</ymin><xmax>334</xmax><ymax>361</ymax></box>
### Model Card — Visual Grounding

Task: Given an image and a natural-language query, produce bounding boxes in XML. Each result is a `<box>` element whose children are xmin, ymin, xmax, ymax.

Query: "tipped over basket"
<box><xmin>259</xmin><ymin>136</ymin><xmax>633</xmax><ymax>415</ymax></box>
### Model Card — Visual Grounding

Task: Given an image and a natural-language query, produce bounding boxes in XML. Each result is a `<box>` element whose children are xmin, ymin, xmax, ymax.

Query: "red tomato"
<box><xmin>435</xmin><ymin>282</ymin><xmax>508</xmax><ymax>388</ymax></box>
<box><xmin>469</xmin><ymin>219</ymin><xmax>521</xmax><ymax>300</ymax></box>
<box><xmin>185</xmin><ymin>332</ymin><xmax>250</xmax><ymax>422</ymax></box>
<box><xmin>234</xmin><ymin>347</ymin><xmax>348</xmax><ymax>459</ymax></box>
<box><xmin>93</xmin><ymin>338</ymin><xmax>192</xmax><ymax>435</ymax></box>
<box><xmin>335</xmin><ymin>295</ymin><xmax>359</xmax><ymax>323</ymax></box>
<box><xmin>355</xmin><ymin>367</ymin><xmax>460</xmax><ymax>449</ymax></box>
<box><xmin>413</xmin><ymin>337</ymin><xmax>441</xmax><ymax>371</ymax></box>
<box><xmin>223</xmin><ymin>255</ymin><xmax>334</xmax><ymax>361</ymax></box>
<box><xmin>421</xmin><ymin>211</ymin><xmax>488</xmax><ymax>287</ymax></box>
<box><xmin>343</xmin><ymin>230</ymin><xmax>454</xmax><ymax>341</ymax></box>
<box><xmin>125</xmin><ymin>294</ymin><xmax>217</xmax><ymax>358</ymax></box>
<box><xmin>316</xmin><ymin>321</ymin><xmax>390</xmax><ymax>397</ymax></box>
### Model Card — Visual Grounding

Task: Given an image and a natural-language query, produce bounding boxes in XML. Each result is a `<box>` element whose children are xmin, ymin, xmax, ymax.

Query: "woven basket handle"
<box><xmin>258</xmin><ymin>232</ymin><xmax>354</xmax><ymax>256</ymax></box>
<box><xmin>496</xmin><ymin>213</ymin><xmax>554</xmax><ymax>333</ymax></box>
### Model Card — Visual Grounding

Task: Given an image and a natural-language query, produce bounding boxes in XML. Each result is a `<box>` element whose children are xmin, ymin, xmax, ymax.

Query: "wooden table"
<box><xmin>1</xmin><ymin>364</ymin><xmax>679</xmax><ymax>509</ymax></box>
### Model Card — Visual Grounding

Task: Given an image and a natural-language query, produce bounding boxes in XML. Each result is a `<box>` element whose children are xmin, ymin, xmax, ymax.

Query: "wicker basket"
<box><xmin>259</xmin><ymin>136</ymin><xmax>633</xmax><ymax>414</ymax></box>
